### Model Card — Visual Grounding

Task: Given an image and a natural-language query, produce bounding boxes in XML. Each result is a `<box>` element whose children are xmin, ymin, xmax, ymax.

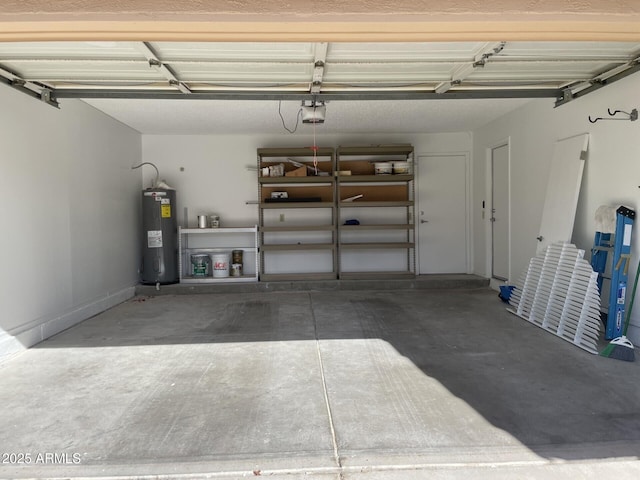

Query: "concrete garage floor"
<box><xmin>1</xmin><ymin>287</ymin><xmax>640</xmax><ymax>479</ymax></box>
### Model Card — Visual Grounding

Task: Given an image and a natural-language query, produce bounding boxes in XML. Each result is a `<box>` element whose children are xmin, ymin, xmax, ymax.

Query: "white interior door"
<box><xmin>537</xmin><ymin>134</ymin><xmax>589</xmax><ymax>253</ymax></box>
<box><xmin>491</xmin><ymin>144</ymin><xmax>510</xmax><ymax>281</ymax></box>
<box><xmin>418</xmin><ymin>154</ymin><xmax>468</xmax><ymax>274</ymax></box>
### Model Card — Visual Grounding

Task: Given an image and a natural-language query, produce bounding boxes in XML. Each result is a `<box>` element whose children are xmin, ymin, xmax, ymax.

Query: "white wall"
<box><xmin>142</xmin><ymin>132</ymin><xmax>471</xmax><ymax>226</ymax></box>
<box><xmin>142</xmin><ymin>132</ymin><xmax>472</xmax><ymax>274</ymax></box>
<box><xmin>0</xmin><ymin>87</ymin><xmax>142</xmax><ymax>362</ymax></box>
<box><xmin>473</xmin><ymin>72</ymin><xmax>640</xmax><ymax>343</ymax></box>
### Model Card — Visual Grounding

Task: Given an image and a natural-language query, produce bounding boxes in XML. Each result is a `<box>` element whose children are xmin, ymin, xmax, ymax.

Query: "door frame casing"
<box><xmin>486</xmin><ymin>138</ymin><xmax>511</xmax><ymax>286</ymax></box>
<box><xmin>415</xmin><ymin>152</ymin><xmax>472</xmax><ymax>275</ymax></box>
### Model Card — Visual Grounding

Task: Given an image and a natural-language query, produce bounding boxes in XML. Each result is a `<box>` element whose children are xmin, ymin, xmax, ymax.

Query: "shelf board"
<box><xmin>261</xmin><ymin>225</ymin><xmax>336</xmax><ymax>232</ymax></box>
<box><xmin>183</xmin><ymin>247</ymin><xmax>257</xmax><ymax>253</ymax></box>
<box><xmin>259</xmin><ymin>176</ymin><xmax>334</xmax><ymax>184</ymax></box>
<box><xmin>260</xmin><ymin>202</ymin><xmax>335</xmax><ymax>209</ymax></box>
<box><xmin>339</xmin><ymin>271</ymin><xmax>415</xmax><ymax>280</ymax></box>
<box><xmin>180</xmin><ymin>227</ymin><xmax>257</xmax><ymax>234</ymax></box>
<box><xmin>339</xmin><ymin>242</ymin><xmax>414</xmax><ymax>249</ymax></box>
<box><xmin>260</xmin><ymin>272</ymin><xmax>337</xmax><ymax>281</ymax></box>
<box><xmin>261</xmin><ymin>243</ymin><xmax>337</xmax><ymax>251</ymax></box>
<box><xmin>337</xmin><ymin>174</ymin><xmax>413</xmax><ymax>183</ymax></box>
<box><xmin>337</xmin><ymin>145</ymin><xmax>414</xmax><ymax>156</ymax></box>
<box><xmin>339</xmin><ymin>201</ymin><xmax>413</xmax><ymax>208</ymax></box>
<box><xmin>339</xmin><ymin>224</ymin><xmax>414</xmax><ymax>230</ymax></box>
<box><xmin>258</xmin><ymin>147</ymin><xmax>335</xmax><ymax>157</ymax></box>
<box><xmin>180</xmin><ymin>275</ymin><xmax>258</xmax><ymax>284</ymax></box>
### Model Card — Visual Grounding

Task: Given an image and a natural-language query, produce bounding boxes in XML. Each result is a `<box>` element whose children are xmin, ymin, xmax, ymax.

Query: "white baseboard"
<box><xmin>0</xmin><ymin>332</ymin><xmax>25</xmax><ymax>365</ymax></box>
<box><xmin>489</xmin><ymin>277</ymin><xmax>507</xmax><ymax>291</ymax></box>
<box><xmin>0</xmin><ymin>285</ymin><xmax>136</xmax><ymax>364</ymax></box>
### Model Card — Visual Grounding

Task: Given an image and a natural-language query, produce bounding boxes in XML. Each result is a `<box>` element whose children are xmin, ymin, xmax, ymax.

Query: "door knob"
<box><xmin>420</xmin><ymin>219</ymin><xmax>429</xmax><ymax>224</ymax></box>
<box><xmin>536</xmin><ymin>235</ymin><xmax>544</xmax><ymax>241</ymax></box>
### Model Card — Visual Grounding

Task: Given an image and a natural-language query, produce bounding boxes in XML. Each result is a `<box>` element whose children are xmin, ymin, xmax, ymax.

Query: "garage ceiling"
<box><xmin>1</xmin><ymin>40</ymin><xmax>639</xmax><ymax>133</ymax></box>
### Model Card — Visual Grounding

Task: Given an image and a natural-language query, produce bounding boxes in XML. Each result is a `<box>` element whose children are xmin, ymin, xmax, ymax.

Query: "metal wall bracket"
<box><xmin>588</xmin><ymin>108</ymin><xmax>638</xmax><ymax>124</ymax></box>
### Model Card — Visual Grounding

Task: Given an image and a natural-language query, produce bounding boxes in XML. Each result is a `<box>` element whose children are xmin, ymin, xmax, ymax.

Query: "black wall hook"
<box><xmin>589</xmin><ymin>108</ymin><xmax>638</xmax><ymax>123</ymax></box>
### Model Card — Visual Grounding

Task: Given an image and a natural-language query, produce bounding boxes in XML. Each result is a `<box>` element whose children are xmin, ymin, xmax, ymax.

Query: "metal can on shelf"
<box><xmin>230</xmin><ymin>263</ymin><xmax>243</xmax><ymax>277</ymax></box>
<box><xmin>232</xmin><ymin>249</ymin><xmax>243</xmax><ymax>264</ymax></box>
<box><xmin>190</xmin><ymin>253</ymin><xmax>211</xmax><ymax>276</ymax></box>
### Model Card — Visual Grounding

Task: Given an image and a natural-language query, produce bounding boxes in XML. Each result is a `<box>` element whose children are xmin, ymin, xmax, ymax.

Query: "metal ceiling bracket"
<box><xmin>135</xmin><ymin>42</ymin><xmax>191</xmax><ymax>94</ymax></box>
<box><xmin>557</xmin><ymin>87</ymin><xmax>574</xmax><ymax>105</ymax></box>
<box><xmin>310</xmin><ymin>43</ymin><xmax>328</xmax><ymax>94</ymax></box>
<box><xmin>435</xmin><ymin>41</ymin><xmax>506</xmax><ymax>94</ymax></box>
<box><xmin>477</xmin><ymin>41</ymin><xmax>506</xmax><ymax>65</ymax></box>
<box><xmin>0</xmin><ymin>65</ymin><xmax>59</xmax><ymax>108</ymax></box>
<box><xmin>556</xmin><ymin>59</ymin><xmax>640</xmax><ymax>107</ymax></box>
<box><xmin>40</xmin><ymin>88</ymin><xmax>53</xmax><ymax>104</ymax></box>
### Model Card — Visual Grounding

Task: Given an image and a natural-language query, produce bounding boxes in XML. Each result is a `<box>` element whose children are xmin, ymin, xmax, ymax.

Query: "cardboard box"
<box><xmin>285</xmin><ymin>166</ymin><xmax>307</xmax><ymax>177</ymax></box>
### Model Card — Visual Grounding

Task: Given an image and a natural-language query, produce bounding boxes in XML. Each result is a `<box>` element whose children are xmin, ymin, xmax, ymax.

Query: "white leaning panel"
<box><xmin>508</xmin><ymin>242</ymin><xmax>602</xmax><ymax>354</ymax></box>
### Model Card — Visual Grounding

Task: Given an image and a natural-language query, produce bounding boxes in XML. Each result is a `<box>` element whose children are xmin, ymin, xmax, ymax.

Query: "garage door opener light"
<box><xmin>301</xmin><ymin>99</ymin><xmax>326</xmax><ymax>124</ymax></box>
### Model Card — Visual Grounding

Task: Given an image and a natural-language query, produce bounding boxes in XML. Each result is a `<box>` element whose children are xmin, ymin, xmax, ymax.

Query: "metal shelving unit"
<box><xmin>257</xmin><ymin>147</ymin><xmax>338</xmax><ymax>281</ymax></box>
<box><xmin>178</xmin><ymin>226</ymin><xmax>259</xmax><ymax>283</ymax></box>
<box><xmin>336</xmin><ymin>145</ymin><xmax>416</xmax><ymax>279</ymax></box>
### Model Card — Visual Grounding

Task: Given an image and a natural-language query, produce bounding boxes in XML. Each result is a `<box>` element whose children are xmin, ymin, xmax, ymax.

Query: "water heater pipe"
<box><xmin>132</xmin><ymin>162</ymin><xmax>159</xmax><ymax>188</ymax></box>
